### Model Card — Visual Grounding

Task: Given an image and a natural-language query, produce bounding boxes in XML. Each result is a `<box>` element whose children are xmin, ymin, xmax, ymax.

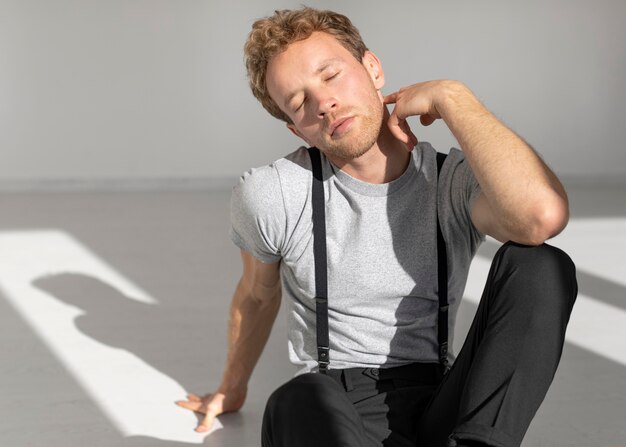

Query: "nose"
<box><xmin>315</xmin><ymin>90</ymin><xmax>337</xmax><ymax>119</ymax></box>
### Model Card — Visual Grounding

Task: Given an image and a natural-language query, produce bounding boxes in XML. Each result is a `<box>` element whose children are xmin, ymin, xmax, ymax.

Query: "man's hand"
<box><xmin>383</xmin><ymin>80</ymin><xmax>461</xmax><ymax>151</ymax></box>
<box><xmin>175</xmin><ymin>387</ymin><xmax>247</xmax><ymax>433</ymax></box>
<box><xmin>385</xmin><ymin>79</ymin><xmax>568</xmax><ymax>244</ymax></box>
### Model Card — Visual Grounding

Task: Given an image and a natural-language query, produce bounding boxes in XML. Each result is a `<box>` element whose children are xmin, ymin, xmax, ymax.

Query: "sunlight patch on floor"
<box><xmin>0</xmin><ymin>230</ymin><xmax>217</xmax><ymax>444</ymax></box>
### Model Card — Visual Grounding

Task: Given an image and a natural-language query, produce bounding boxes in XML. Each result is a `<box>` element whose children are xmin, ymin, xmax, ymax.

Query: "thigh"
<box><xmin>263</xmin><ymin>373</ymin><xmax>370</xmax><ymax>447</ymax></box>
<box><xmin>347</xmin><ymin>375</ymin><xmax>440</xmax><ymax>447</ymax></box>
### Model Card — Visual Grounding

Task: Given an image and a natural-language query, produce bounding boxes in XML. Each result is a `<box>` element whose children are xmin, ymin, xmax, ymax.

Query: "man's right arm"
<box><xmin>176</xmin><ymin>249</ymin><xmax>282</xmax><ymax>432</ymax></box>
<box><xmin>220</xmin><ymin>249</ymin><xmax>282</xmax><ymax>393</ymax></box>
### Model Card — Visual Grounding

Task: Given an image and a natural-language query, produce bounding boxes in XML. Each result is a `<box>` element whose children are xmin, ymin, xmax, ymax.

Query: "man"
<box><xmin>177</xmin><ymin>7</ymin><xmax>577</xmax><ymax>447</ymax></box>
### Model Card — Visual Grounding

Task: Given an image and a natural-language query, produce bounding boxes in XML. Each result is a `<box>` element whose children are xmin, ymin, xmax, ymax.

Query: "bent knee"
<box><xmin>495</xmin><ymin>242</ymin><xmax>578</xmax><ymax>312</ymax></box>
<box><xmin>499</xmin><ymin>241</ymin><xmax>574</xmax><ymax>272</ymax></box>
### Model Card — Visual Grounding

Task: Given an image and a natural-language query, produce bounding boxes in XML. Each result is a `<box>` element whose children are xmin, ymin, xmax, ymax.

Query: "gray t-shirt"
<box><xmin>230</xmin><ymin>142</ymin><xmax>484</xmax><ymax>375</ymax></box>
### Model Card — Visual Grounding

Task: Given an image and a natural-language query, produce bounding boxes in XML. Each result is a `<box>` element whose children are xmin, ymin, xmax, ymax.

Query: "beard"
<box><xmin>318</xmin><ymin>100</ymin><xmax>385</xmax><ymax>161</ymax></box>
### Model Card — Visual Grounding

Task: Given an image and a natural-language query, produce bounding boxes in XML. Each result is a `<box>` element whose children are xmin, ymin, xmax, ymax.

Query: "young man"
<box><xmin>177</xmin><ymin>7</ymin><xmax>578</xmax><ymax>447</ymax></box>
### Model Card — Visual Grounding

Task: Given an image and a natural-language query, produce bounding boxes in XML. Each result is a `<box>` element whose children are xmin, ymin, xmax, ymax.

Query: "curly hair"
<box><xmin>244</xmin><ymin>7</ymin><xmax>368</xmax><ymax>123</ymax></box>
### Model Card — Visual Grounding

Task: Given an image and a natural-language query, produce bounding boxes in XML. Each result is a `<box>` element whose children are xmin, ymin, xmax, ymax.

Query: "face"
<box><xmin>266</xmin><ymin>32</ymin><xmax>385</xmax><ymax>161</ymax></box>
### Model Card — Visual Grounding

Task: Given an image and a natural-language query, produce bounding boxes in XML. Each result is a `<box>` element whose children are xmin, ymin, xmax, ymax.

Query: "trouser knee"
<box><xmin>491</xmin><ymin>241</ymin><xmax>578</xmax><ymax>319</ymax></box>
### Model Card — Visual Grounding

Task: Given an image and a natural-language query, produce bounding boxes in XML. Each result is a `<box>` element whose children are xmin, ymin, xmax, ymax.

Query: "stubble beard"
<box><xmin>320</xmin><ymin>101</ymin><xmax>384</xmax><ymax>161</ymax></box>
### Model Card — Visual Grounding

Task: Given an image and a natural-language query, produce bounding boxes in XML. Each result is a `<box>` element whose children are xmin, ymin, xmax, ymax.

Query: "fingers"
<box><xmin>384</xmin><ymin>85</ymin><xmax>440</xmax><ymax>141</ymax></box>
<box><xmin>196</xmin><ymin>412</ymin><xmax>215</xmax><ymax>433</ymax></box>
<box><xmin>176</xmin><ymin>392</ymin><xmax>223</xmax><ymax>433</ymax></box>
<box><xmin>186</xmin><ymin>393</ymin><xmax>201</xmax><ymax>402</ymax></box>
<box><xmin>420</xmin><ymin>114</ymin><xmax>436</xmax><ymax>126</ymax></box>
<box><xmin>383</xmin><ymin>92</ymin><xmax>398</xmax><ymax>104</ymax></box>
<box><xmin>385</xmin><ymin>90</ymin><xmax>418</xmax><ymax>150</ymax></box>
<box><xmin>387</xmin><ymin>111</ymin><xmax>418</xmax><ymax>151</ymax></box>
<box><xmin>175</xmin><ymin>393</ymin><xmax>209</xmax><ymax>412</ymax></box>
<box><xmin>398</xmin><ymin>119</ymin><xmax>418</xmax><ymax>149</ymax></box>
<box><xmin>175</xmin><ymin>399</ymin><xmax>203</xmax><ymax>412</ymax></box>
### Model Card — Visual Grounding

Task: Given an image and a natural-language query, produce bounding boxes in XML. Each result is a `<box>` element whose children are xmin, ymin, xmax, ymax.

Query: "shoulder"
<box><xmin>229</xmin><ymin>147</ymin><xmax>313</xmax><ymax>262</ymax></box>
<box><xmin>413</xmin><ymin>142</ymin><xmax>471</xmax><ymax>184</ymax></box>
<box><xmin>232</xmin><ymin>146</ymin><xmax>311</xmax><ymax>209</ymax></box>
<box><xmin>426</xmin><ymin>145</ymin><xmax>484</xmax><ymax>244</ymax></box>
<box><xmin>413</xmin><ymin>141</ymin><xmax>466</xmax><ymax>182</ymax></box>
<box><xmin>414</xmin><ymin>141</ymin><xmax>465</xmax><ymax>168</ymax></box>
<box><xmin>234</xmin><ymin>147</ymin><xmax>312</xmax><ymax>189</ymax></box>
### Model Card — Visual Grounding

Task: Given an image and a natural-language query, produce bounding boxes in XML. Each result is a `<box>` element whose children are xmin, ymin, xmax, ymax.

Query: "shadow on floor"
<box><xmin>33</xmin><ymin>272</ymin><xmax>215</xmax><ymax>395</ymax></box>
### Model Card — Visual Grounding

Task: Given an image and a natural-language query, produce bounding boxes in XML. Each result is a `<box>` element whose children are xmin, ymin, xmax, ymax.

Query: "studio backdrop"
<box><xmin>1</xmin><ymin>0</ymin><xmax>624</xmax><ymax>188</ymax></box>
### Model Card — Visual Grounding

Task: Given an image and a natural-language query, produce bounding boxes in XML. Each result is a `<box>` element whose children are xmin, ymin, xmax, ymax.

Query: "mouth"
<box><xmin>329</xmin><ymin>116</ymin><xmax>355</xmax><ymax>138</ymax></box>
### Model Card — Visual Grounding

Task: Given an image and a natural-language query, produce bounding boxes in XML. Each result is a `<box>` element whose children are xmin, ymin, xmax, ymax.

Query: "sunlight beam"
<box><xmin>0</xmin><ymin>230</ymin><xmax>219</xmax><ymax>444</ymax></box>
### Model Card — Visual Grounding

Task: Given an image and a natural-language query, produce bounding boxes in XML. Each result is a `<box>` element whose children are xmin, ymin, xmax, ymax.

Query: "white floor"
<box><xmin>0</xmin><ymin>184</ymin><xmax>624</xmax><ymax>447</ymax></box>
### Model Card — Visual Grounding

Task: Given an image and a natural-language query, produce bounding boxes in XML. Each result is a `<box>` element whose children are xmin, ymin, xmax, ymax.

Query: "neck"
<box><xmin>326</xmin><ymin>108</ymin><xmax>412</xmax><ymax>184</ymax></box>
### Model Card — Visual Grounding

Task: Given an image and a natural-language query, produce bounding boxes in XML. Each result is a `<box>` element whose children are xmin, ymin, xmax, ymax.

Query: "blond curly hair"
<box><xmin>244</xmin><ymin>7</ymin><xmax>368</xmax><ymax>123</ymax></box>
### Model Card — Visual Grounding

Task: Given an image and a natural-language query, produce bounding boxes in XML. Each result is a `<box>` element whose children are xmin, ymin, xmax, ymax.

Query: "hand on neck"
<box><xmin>327</xmin><ymin>108</ymin><xmax>413</xmax><ymax>184</ymax></box>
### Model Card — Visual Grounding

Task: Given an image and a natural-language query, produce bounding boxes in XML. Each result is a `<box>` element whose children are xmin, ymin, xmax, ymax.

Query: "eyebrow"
<box><xmin>283</xmin><ymin>58</ymin><xmax>342</xmax><ymax>109</ymax></box>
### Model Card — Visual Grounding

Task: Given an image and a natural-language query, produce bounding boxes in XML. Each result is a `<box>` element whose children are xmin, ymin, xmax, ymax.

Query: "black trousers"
<box><xmin>262</xmin><ymin>242</ymin><xmax>578</xmax><ymax>447</ymax></box>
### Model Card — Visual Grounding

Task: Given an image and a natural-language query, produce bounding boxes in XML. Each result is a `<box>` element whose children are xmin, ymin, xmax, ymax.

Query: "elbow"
<box><xmin>524</xmin><ymin>196</ymin><xmax>570</xmax><ymax>246</ymax></box>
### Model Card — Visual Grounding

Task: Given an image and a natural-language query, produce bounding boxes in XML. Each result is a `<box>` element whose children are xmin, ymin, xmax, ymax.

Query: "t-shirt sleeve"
<box><xmin>442</xmin><ymin>148</ymin><xmax>485</xmax><ymax>248</ymax></box>
<box><xmin>229</xmin><ymin>164</ymin><xmax>285</xmax><ymax>264</ymax></box>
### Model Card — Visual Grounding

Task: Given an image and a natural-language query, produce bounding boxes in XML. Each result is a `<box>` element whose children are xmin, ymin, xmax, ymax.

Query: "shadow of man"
<box><xmin>32</xmin><ymin>272</ymin><xmax>250</xmax><ymax>443</ymax></box>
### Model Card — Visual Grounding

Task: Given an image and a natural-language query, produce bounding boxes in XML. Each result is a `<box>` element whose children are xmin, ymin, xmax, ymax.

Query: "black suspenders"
<box><xmin>307</xmin><ymin>147</ymin><xmax>449</xmax><ymax>374</ymax></box>
<box><xmin>308</xmin><ymin>147</ymin><xmax>331</xmax><ymax>373</ymax></box>
<box><xmin>436</xmin><ymin>151</ymin><xmax>450</xmax><ymax>371</ymax></box>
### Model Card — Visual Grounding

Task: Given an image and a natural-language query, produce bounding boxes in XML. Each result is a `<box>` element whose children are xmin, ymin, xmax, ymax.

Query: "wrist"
<box><xmin>436</xmin><ymin>80</ymin><xmax>480</xmax><ymax>121</ymax></box>
<box><xmin>219</xmin><ymin>363</ymin><xmax>250</xmax><ymax>393</ymax></box>
<box><xmin>218</xmin><ymin>381</ymin><xmax>248</xmax><ymax>396</ymax></box>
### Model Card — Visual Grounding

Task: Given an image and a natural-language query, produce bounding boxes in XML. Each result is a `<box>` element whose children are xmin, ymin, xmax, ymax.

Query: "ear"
<box><xmin>362</xmin><ymin>51</ymin><xmax>385</xmax><ymax>90</ymax></box>
<box><xmin>287</xmin><ymin>123</ymin><xmax>312</xmax><ymax>145</ymax></box>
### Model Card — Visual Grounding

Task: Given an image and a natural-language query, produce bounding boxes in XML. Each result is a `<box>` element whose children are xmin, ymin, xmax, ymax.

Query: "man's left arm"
<box><xmin>384</xmin><ymin>80</ymin><xmax>569</xmax><ymax>245</ymax></box>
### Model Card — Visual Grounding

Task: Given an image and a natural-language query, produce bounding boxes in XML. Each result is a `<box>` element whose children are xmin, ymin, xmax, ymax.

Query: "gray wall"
<box><xmin>1</xmin><ymin>0</ymin><xmax>625</xmax><ymax>187</ymax></box>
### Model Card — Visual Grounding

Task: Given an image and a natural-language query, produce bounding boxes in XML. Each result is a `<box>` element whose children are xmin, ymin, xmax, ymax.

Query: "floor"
<box><xmin>0</xmin><ymin>184</ymin><xmax>624</xmax><ymax>446</ymax></box>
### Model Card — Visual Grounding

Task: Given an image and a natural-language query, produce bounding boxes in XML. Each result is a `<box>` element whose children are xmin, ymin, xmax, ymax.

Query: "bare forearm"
<box><xmin>438</xmin><ymin>81</ymin><xmax>568</xmax><ymax>241</ymax></box>
<box><xmin>218</xmin><ymin>280</ymin><xmax>281</xmax><ymax>392</ymax></box>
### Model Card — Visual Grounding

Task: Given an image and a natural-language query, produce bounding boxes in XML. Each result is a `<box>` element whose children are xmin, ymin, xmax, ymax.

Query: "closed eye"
<box><xmin>294</xmin><ymin>97</ymin><xmax>306</xmax><ymax>112</ymax></box>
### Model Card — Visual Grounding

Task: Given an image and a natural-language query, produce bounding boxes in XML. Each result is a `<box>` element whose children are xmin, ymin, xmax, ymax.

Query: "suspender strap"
<box><xmin>307</xmin><ymin>147</ymin><xmax>330</xmax><ymax>374</ymax></box>
<box><xmin>307</xmin><ymin>147</ymin><xmax>449</xmax><ymax>373</ymax></box>
<box><xmin>436</xmin><ymin>152</ymin><xmax>450</xmax><ymax>370</ymax></box>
